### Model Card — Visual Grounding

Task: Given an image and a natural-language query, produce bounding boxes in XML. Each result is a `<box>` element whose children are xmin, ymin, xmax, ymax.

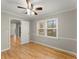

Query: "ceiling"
<box><xmin>1</xmin><ymin>0</ymin><xmax>77</xmax><ymax>20</ymax></box>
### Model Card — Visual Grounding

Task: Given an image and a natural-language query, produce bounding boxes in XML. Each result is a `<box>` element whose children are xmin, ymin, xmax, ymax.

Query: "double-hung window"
<box><xmin>37</xmin><ymin>18</ymin><xmax>58</xmax><ymax>38</ymax></box>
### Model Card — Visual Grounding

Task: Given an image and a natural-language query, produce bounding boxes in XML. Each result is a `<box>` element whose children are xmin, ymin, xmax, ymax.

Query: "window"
<box><xmin>37</xmin><ymin>18</ymin><xmax>58</xmax><ymax>38</ymax></box>
<box><xmin>37</xmin><ymin>20</ymin><xmax>45</xmax><ymax>36</ymax></box>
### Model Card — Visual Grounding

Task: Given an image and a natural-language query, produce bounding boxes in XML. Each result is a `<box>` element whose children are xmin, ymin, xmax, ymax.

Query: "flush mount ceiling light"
<box><xmin>17</xmin><ymin>0</ymin><xmax>43</xmax><ymax>15</ymax></box>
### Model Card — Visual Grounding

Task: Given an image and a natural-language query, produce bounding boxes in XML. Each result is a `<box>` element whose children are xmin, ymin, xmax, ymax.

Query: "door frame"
<box><xmin>9</xmin><ymin>18</ymin><xmax>22</xmax><ymax>49</ymax></box>
<box><xmin>21</xmin><ymin>21</ymin><xmax>30</xmax><ymax>44</ymax></box>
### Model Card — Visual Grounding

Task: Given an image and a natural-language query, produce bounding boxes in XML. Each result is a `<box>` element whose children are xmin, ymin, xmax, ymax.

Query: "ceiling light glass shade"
<box><xmin>31</xmin><ymin>11</ymin><xmax>34</xmax><ymax>15</ymax></box>
<box><xmin>27</xmin><ymin>9</ymin><xmax>31</xmax><ymax>15</ymax></box>
<box><xmin>27</xmin><ymin>9</ymin><xmax>34</xmax><ymax>15</ymax></box>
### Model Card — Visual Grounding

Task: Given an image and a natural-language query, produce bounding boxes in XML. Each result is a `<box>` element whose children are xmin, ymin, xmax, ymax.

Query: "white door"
<box><xmin>21</xmin><ymin>21</ymin><xmax>29</xmax><ymax>44</ymax></box>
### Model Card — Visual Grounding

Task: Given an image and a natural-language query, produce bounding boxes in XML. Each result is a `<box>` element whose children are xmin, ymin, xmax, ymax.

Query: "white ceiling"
<box><xmin>1</xmin><ymin>0</ymin><xmax>77</xmax><ymax>20</ymax></box>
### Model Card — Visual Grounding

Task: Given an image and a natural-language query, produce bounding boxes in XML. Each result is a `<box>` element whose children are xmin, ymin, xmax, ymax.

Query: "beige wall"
<box><xmin>30</xmin><ymin>9</ymin><xmax>77</xmax><ymax>53</ymax></box>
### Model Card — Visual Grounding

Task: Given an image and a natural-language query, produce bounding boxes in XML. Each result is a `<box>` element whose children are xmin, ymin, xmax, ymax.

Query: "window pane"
<box><xmin>39</xmin><ymin>21</ymin><xmax>45</xmax><ymax>28</ymax></box>
<box><xmin>47</xmin><ymin>29</ymin><xmax>56</xmax><ymax>37</ymax></box>
<box><xmin>38</xmin><ymin>29</ymin><xmax>45</xmax><ymax>35</ymax></box>
<box><xmin>47</xmin><ymin>20</ymin><xmax>56</xmax><ymax>28</ymax></box>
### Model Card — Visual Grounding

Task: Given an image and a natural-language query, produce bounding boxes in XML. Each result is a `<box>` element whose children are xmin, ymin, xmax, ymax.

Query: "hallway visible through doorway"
<box><xmin>10</xmin><ymin>20</ymin><xmax>21</xmax><ymax>48</ymax></box>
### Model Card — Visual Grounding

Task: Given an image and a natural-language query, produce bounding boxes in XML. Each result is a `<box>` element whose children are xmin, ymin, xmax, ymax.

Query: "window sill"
<box><xmin>36</xmin><ymin>35</ymin><xmax>58</xmax><ymax>39</ymax></box>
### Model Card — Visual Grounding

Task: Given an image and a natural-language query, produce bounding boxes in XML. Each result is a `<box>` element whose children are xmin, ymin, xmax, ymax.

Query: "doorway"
<box><xmin>10</xmin><ymin>20</ymin><xmax>21</xmax><ymax>47</ymax></box>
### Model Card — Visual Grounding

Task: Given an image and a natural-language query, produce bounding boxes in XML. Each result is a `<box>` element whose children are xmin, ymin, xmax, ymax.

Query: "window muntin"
<box><xmin>47</xmin><ymin>29</ymin><xmax>56</xmax><ymax>37</ymax></box>
<box><xmin>37</xmin><ymin>18</ymin><xmax>58</xmax><ymax>38</ymax></box>
<box><xmin>38</xmin><ymin>29</ymin><xmax>45</xmax><ymax>35</ymax></box>
<box><xmin>47</xmin><ymin>19</ymin><xmax>56</xmax><ymax>28</ymax></box>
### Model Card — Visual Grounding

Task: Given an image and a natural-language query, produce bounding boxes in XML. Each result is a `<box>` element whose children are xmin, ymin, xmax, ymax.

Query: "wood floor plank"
<box><xmin>1</xmin><ymin>42</ymin><xmax>76</xmax><ymax>59</ymax></box>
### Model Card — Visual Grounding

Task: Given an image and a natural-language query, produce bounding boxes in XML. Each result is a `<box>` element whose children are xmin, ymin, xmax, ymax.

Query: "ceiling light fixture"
<box><xmin>17</xmin><ymin>0</ymin><xmax>43</xmax><ymax>15</ymax></box>
<box><xmin>27</xmin><ymin>9</ymin><xmax>34</xmax><ymax>15</ymax></box>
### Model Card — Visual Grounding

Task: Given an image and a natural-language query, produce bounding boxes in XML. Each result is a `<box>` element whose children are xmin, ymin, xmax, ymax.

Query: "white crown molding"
<box><xmin>46</xmin><ymin>8</ymin><xmax>76</xmax><ymax>18</ymax></box>
<box><xmin>32</xmin><ymin>8</ymin><xmax>76</xmax><ymax>21</ymax></box>
<box><xmin>1</xmin><ymin>9</ymin><xmax>35</xmax><ymax>20</ymax></box>
<box><xmin>51</xmin><ymin>8</ymin><xmax>76</xmax><ymax>15</ymax></box>
<box><xmin>1</xmin><ymin>7</ymin><xmax>76</xmax><ymax>21</ymax></box>
<box><xmin>1</xmin><ymin>10</ymin><xmax>26</xmax><ymax>19</ymax></box>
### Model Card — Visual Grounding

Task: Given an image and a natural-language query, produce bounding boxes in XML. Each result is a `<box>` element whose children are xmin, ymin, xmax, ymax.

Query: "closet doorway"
<box><xmin>10</xmin><ymin>20</ymin><xmax>29</xmax><ymax>48</ymax></box>
<box><xmin>10</xmin><ymin>20</ymin><xmax>21</xmax><ymax>47</ymax></box>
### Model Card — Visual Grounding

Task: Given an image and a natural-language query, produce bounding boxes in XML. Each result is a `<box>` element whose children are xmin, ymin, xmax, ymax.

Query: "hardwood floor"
<box><xmin>1</xmin><ymin>42</ymin><xmax>76</xmax><ymax>59</ymax></box>
<box><xmin>10</xmin><ymin>36</ymin><xmax>21</xmax><ymax>48</ymax></box>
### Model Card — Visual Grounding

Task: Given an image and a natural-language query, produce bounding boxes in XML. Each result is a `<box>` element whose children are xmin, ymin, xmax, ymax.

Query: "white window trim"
<box><xmin>36</xmin><ymin>18</ymin><xmax>58</xmax><ymax>39</ymax></box>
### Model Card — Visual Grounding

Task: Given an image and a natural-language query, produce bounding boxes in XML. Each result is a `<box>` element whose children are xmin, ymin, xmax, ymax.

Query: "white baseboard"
<box><xmin>32</xmin><ymin>40</ymin><xmax>76</xmax><ymax>56</ymax></box>
<box><xmin>21</xmin><ymin>41</ymin><xmax>30</xmax><ymax>44</ymax></box>
<box><xmin>1</xmin><ymin>48</ymin><xmax>10</xmax><ymax>52</ymax></box>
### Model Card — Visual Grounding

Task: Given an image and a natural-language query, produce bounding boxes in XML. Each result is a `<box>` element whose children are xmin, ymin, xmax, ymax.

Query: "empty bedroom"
<box><xmin>1</xmin><ymin>0</ymin><xmax>77</xmax><ymax>59</ymax></box>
